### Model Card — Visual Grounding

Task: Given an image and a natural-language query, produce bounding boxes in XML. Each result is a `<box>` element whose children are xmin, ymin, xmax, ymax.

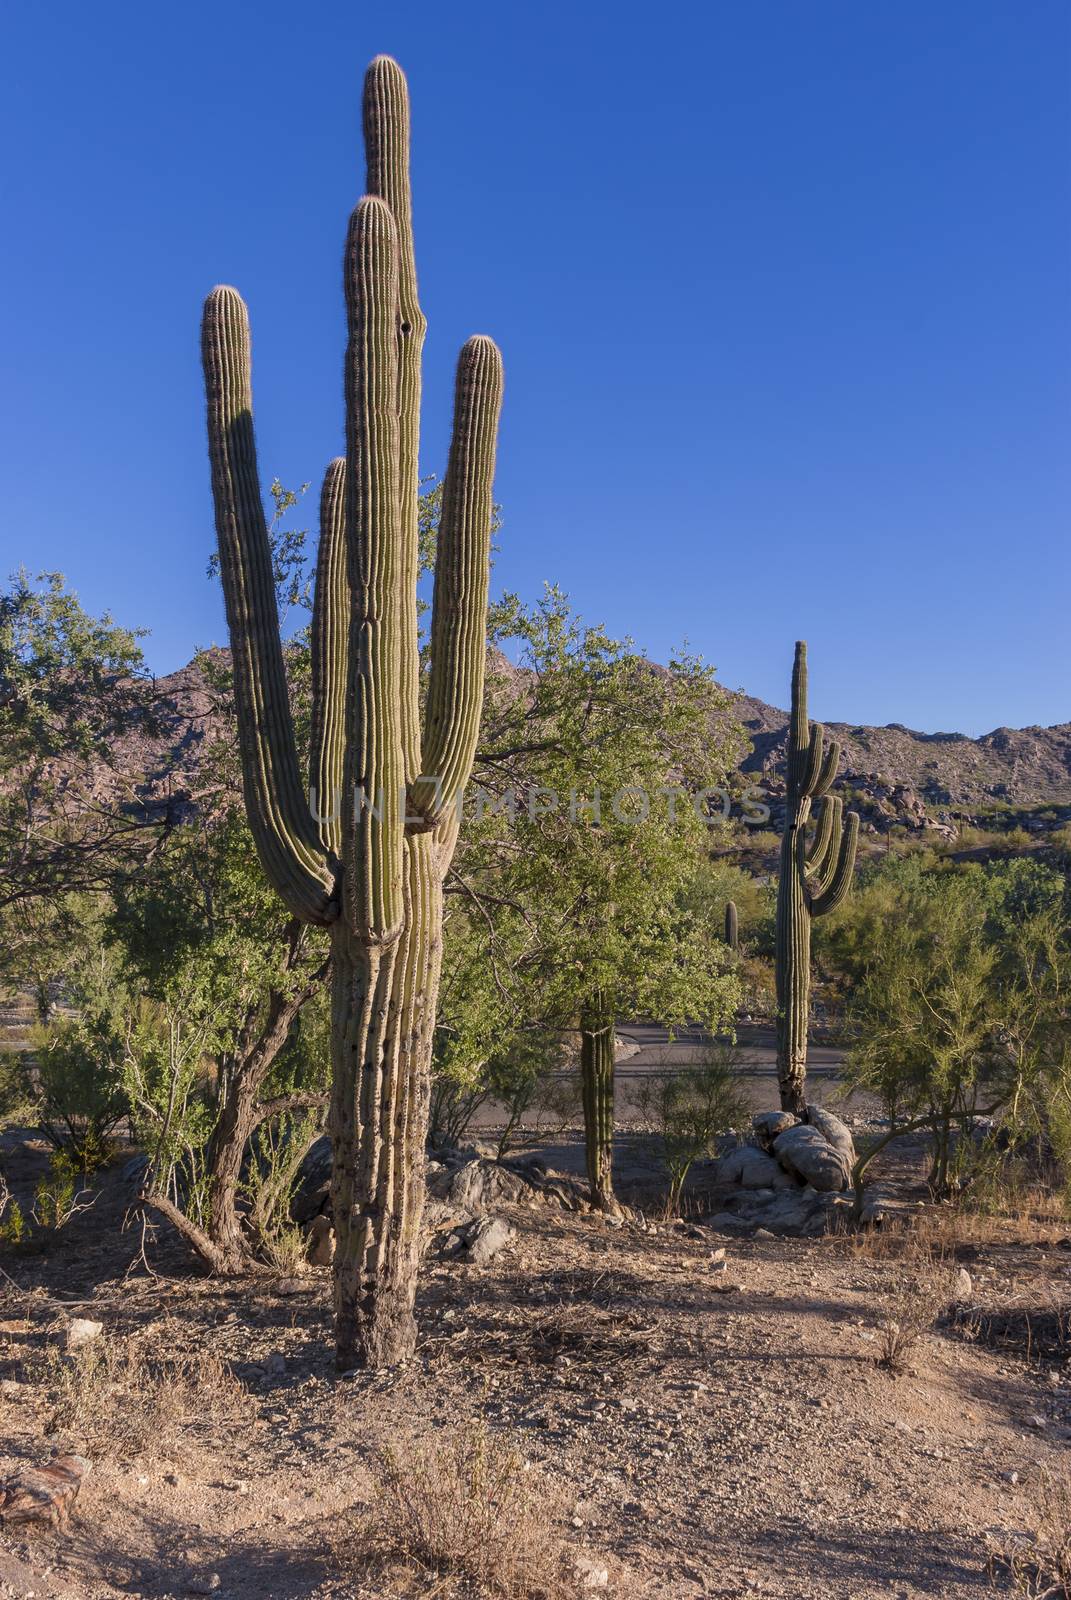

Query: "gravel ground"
<box><xmin>1</xmin><ymin>1141</ymin><xmax>1069</xmax><ymax>1600</ymax></box>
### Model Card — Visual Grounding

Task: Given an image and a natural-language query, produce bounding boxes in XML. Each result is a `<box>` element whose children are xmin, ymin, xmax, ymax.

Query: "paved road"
<box><xmin>614</xmin><ymin>1021</ymin><xmax>845</xmax><ymax>1080</ymax></box>
<box><xmin>467</xmin><ymin>1021</ymin><xmax>850</xmax><ymax>1134</ymax></box>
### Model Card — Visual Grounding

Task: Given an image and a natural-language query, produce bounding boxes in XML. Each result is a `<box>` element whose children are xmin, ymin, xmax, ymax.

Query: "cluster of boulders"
<box><xmin>293</xmin><ymin>1136</ymin><xmax>590</xmax><ymax>1270</ymax></box>
<box><xmin>701</xmin><ymin>1106</ymin><xmax>859</xmax><ymax>1237</ymax></box>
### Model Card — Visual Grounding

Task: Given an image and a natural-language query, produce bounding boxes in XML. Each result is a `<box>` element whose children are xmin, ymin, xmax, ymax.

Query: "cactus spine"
<box><xmin>774</xmin><ymin>642</ymin><xmax>859</xmax><ymax>1115</ymax></box>
<box><xmin>724</xmin><ymin>899</ymin><xmax>739</xmax><ymax>951</ymax></box>
<box><xmin>201</xmin><ymin>57</ymin><xmax>503</xmax><ymax>1369</ymax></box>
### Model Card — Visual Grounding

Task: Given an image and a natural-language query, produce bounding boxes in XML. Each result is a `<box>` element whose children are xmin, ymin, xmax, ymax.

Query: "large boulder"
<box><xmin>291</xmin><ymin>1135</ymin><xmax>333</xmax><ymax>1222</ymax></box>
<box><xmin>718</xmin><ymin>1145</ymin><xmax>797</xmax><ymax>1190</ymax></box>
<box><xmin>436</xmin><ymin>1213</ymin><xmax>515</xmax><ymax>1266</ymax></box>
<box><xmin>805</xmin><ymin>1107</ymin><xmax>856</xmax><ymax>1169</ymax></box>
<box><xmin>751</xmin><ymin>1111</ymin><xmax>799</xmax><ymax>1151</ymax></box>
<box><xmin>294</xmin><ymin>1137</ymin><xmax>588</xmax><ymax>1231</ymax></box>
<box><xmin>773</xmin><ymin>1123</ymin><xmax>851</xmax><ymax>1192</ymax></box>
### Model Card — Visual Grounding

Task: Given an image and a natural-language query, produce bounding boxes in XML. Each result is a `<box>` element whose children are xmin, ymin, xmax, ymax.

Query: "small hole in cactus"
<box><xmin>400</xmin><ymin>321</ymin><xmax>412</xmax><ymax>335</ymax></box>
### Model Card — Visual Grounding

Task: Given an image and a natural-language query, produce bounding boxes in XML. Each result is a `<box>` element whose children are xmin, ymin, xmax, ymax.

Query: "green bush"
<box><xmin>640</xmin><ymin>1048</ymin><xmax>748</xmax><ymax>1216</ymax></box>
<box><xmin>34</xmin><ymin>1017</ymin><xmax>126</xmax><ymax>1172</ymax></box>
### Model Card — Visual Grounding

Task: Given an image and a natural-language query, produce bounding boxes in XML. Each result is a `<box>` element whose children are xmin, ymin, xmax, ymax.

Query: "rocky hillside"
<box><xmin>121</xmin><ymin>656</ymin><xmax>1071</xmax><ymax>842</ymax></box>
<box><xmin>731</xmin><ymin>689</ymin><xmax>1071</xmax><ymax>838</ymax></box>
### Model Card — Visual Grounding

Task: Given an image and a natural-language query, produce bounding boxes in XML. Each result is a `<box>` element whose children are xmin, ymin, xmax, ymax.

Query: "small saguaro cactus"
<box><xmin>724</xmin><ymin>899</ymin><xmax>739</xmax><ymax>951</ymax></box>
<box><xmin>775</xmin><ymin>642</ymin><xmax>859</xmax><ymax>1115</ymax></box>
<box><xmin>580</xmin><ymin>1009</ymin><xmax>618</xmax><ymax>1213</ymax></box>
<box><xmin>201</xmin><ymin>56</ymin><xmax>503</xmax><ymax>1369</ymax></box>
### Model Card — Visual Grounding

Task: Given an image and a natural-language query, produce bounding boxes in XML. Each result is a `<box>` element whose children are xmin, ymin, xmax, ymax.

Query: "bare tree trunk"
<box><xmin>204</xmin><ymin>974</ymin><xmax>323</xmax><ymax>1264</ymax></box>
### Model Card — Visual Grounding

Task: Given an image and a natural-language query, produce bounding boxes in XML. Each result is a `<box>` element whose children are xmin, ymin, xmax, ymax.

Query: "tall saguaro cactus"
<box><xmin>775</xmin><ymin>642</ymin><xmax>859</xmax><ymax>1115</ymax></box>
<box><xmin>201</xmin><ymin>56</ymin><xmax>503</xmax><ymax>1369</ymax></box>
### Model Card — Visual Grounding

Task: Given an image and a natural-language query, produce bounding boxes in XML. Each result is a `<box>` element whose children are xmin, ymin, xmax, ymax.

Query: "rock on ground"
<box><xmin>0</xmin><ymin>1455</ymin><xmax>91</xmax><ymax>1529</ymax></box>
<box><xmin>751</xmin><ymin>1110</ymin><xmax>799</xmax><ymax>1149</ymax></box>
<box><xmin>65</xmin><ymin>1318</ymin><xmax>103</xmax><ymax>1352</ymax></box>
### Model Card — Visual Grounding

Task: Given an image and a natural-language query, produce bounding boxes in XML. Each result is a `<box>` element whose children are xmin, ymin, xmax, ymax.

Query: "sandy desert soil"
<box><xmin>1</xmin><ymin>1136</ymin><xmax>1070</xmax><ymax>1600</ymax></box>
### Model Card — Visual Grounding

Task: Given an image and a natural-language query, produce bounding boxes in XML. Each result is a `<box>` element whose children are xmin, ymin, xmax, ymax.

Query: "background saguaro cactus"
<box><xmin>724</xmin><ymin>899</ymin><xmax>739</xmax><ymax>951</ymax></box>
<box><xmin>580</xmin><ymin>1009</ymin><xmax>617</xmax><ymax>1213</ymax></box>
<box><xmin>201</xmin><ymin>55</ymin><xmax>503</xmax><ymax>1368</ymax></box>
<box><xmin>775</xmin><ymin>642</ymin><xmax>859</xmax><ymax>1114</ymax></box>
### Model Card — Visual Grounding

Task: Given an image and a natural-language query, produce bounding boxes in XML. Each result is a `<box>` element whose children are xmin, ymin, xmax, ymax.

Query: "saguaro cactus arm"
<box><xmin>342</xmin><ymin>197</ymin><xmax>407</xmax><ymax>944</ymax></box>
<box><xmin>309</xmin><ymin>458</ymin><xmax>348</xmax><ymax>859</ymax></box>
<box><xmin>363</xmin><ymin>55</ymin><xmax>427</xmax><ymax>782</ymax></box>
<box><xmin>411</xmin><ymin>336</ymin><xmax>504</xmax><ymax>829</ymax></box>
<box><xmin>201</xmin><ymin>286</ymin><xmax>337</xmax><ymax>925</ymax></box>
<box><xmin>808</xmin><ymin>810</ymin><xmax>860</xmax><ymax>916</ymax></box>
<box><xmin>811</xmin><ymin>737</ymin><xmax>841</xmax><ymax>799</ymax></box>
<box><xmin>806</xmin><ymin>794</ymin><xmax>837</xmax><ymax>874</ymax></box>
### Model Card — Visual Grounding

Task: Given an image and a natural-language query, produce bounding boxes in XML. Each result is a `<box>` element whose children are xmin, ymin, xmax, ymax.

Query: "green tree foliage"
<box><xmin>439</xmin><ymin>586</ymin><xmax>747</xmax><ymax>1207</ymax></box>
<box><xmin>0</xmin><ymin>570</ymin><xmax>156</xmax><ymax>998</ymax></box>
<box><xmin>835</xmin><ymin>855</ymin><xmax>1071</xmax><ymax>1198</ymax></box>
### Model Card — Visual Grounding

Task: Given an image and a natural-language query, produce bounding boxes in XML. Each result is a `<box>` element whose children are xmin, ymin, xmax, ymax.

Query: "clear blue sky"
<box><xmin>2</xmin><ymin>1</ymin><xmax>1068</xmax><ymax>736</ymax></box>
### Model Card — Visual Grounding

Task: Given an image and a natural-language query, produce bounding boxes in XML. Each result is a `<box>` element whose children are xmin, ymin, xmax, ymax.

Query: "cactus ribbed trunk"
<box><xmin>774</xmin><ymin>642</ymin><xmax>859</xmax><ymax>1115</ymax></box>
<box><xmin>775</xmin><ymin>816</ymin><xmax>811</xmax><ymax>1115</ymax></box>
<box><xmin>329</xmin><ymin>833</ymin><xmax>443</xmax><ymax>1369</ymax></box>
<box><xmin>580</xmin><ymin>1012</ymin><xmax>618</xmax><ymax>1213</ymax></box>
<box><xmin>200</xmin><ymin>56</ymin><xmax>502</xmax><ymax>1369</ymax></box>
<box><xmin>724</xmin><ymin>899</ymin><xmax>739</xmax><ymax>952</ymax></box>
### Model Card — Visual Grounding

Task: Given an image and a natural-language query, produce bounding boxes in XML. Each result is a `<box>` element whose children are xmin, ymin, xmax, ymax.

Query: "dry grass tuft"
<box><xmin>430</xmin><ymin>1300</ymin><xmax>658</xmax><ymax>1373</ymax></box>
<box><xmin>875</xmin><ymin>1266</ymin><xmax>955</xmax><ymax>1376</ymax></box>
<box><xmin>953</xmin><ymin>1287</ymin><xmax>1071</xmax><ymax>1364</ymax></box>
<box><xmin>843</xmin><ymin>1184</ymin><xmax>1069</xmax><ymax>1265</ymax></box>
<box><xmin>41</xmin><ymin>1327</ymin><xmax>246</xmax><ymax>1461</ymax></box>
<box><xmin>988</xmin><ymin>1465</ymin><xmax>1071</xmax><ymax>1597</ymax></box>
<box><xmin>351</xmin><ymin>1418</ymin><xmax>575</xmax><ymax>1599</ymax></box>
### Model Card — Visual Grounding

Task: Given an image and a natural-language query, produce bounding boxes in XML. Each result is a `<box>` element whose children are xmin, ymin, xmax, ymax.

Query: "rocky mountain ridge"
<box><xmin>730</xmin><ymin>688</ymin><xmax>1071</xmax><ymax>836</ymax></box>
<box><xmin>122</xmin><ymin>656</ymin><xmax>1071</xmax><ymax>839</ymax></box>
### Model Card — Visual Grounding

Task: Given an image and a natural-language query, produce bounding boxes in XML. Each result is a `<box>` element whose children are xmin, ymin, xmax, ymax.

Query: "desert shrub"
<box><xmin>840</xmin><ymin>856</ymin><xmax>1071</xmax><ymax>1201</ymax></box>
<box><xmin>32</xmin><ymin>1150</ymin><xmax>88</xmax><ymax>1229</ymax></box>
<box><xmin>640</xmin><ymin>1047</ymin><xmax>748</xmax><ymax>1216</ymax></box>
<box><xmin>490</xmin><ymin>1033</ymin><xmax>580</xmax><ymax>1157</ymax></box>
<box><xmin>988</xmin><ymin>1465</ymin><xmax>1071</xmax><ymax>1598</ymax></box>
<box><xmin>0</xmin><ymin>1048</ymin><xmax>35</xmax><ymax>1130</ymax></box>
<box><xmin>874</xmin><ymin>1265</ymin><xmax>954</xmax><ymax>1376</ymax></box>
<box><xmin>43</xmin><ymin>1329</ymin><xmax>244</xmax><ymax>1461</ymax></box>
<box><xmin>429</xmin><ymin>1071</ymin><xmax>494</xmax><ymax>1148</ymax></box>
<box><xmin>738</xmin><ymin>953</ymin><xmax>775</xmax><ymax>1020</ymax></box>
<box><xmin>0</xmin><ymin>1166</ymin><xmax>25</xmax><ymax>1244</ymax></box>
<box><xmin>741</xmin><ymin>827</ymin><xmax>780</xmax><ymax>855</ymax></box>
<box><xmin>243</xmin><ymin>1106</ymin><xmax>323</xmax><ymax>1269</ymax></box>
<box><xmin>430</xmin><ymin>1029</ymin><xmax>578</xmax><ymax>1155</ymax></box>
<box><xmin>681</xmin><ymin>857</ymin><xmax>773</xmax><ymax>955</ymax></box>
<box><xmin>33</xmin><ymin>1016</ymin><xmax>126</xmax><ymax>1172</ymax></box>
<box><xmin>357</xmin><ymin>1419</ymin><xmax>571</xmax><ymax>1599</ymax></box>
